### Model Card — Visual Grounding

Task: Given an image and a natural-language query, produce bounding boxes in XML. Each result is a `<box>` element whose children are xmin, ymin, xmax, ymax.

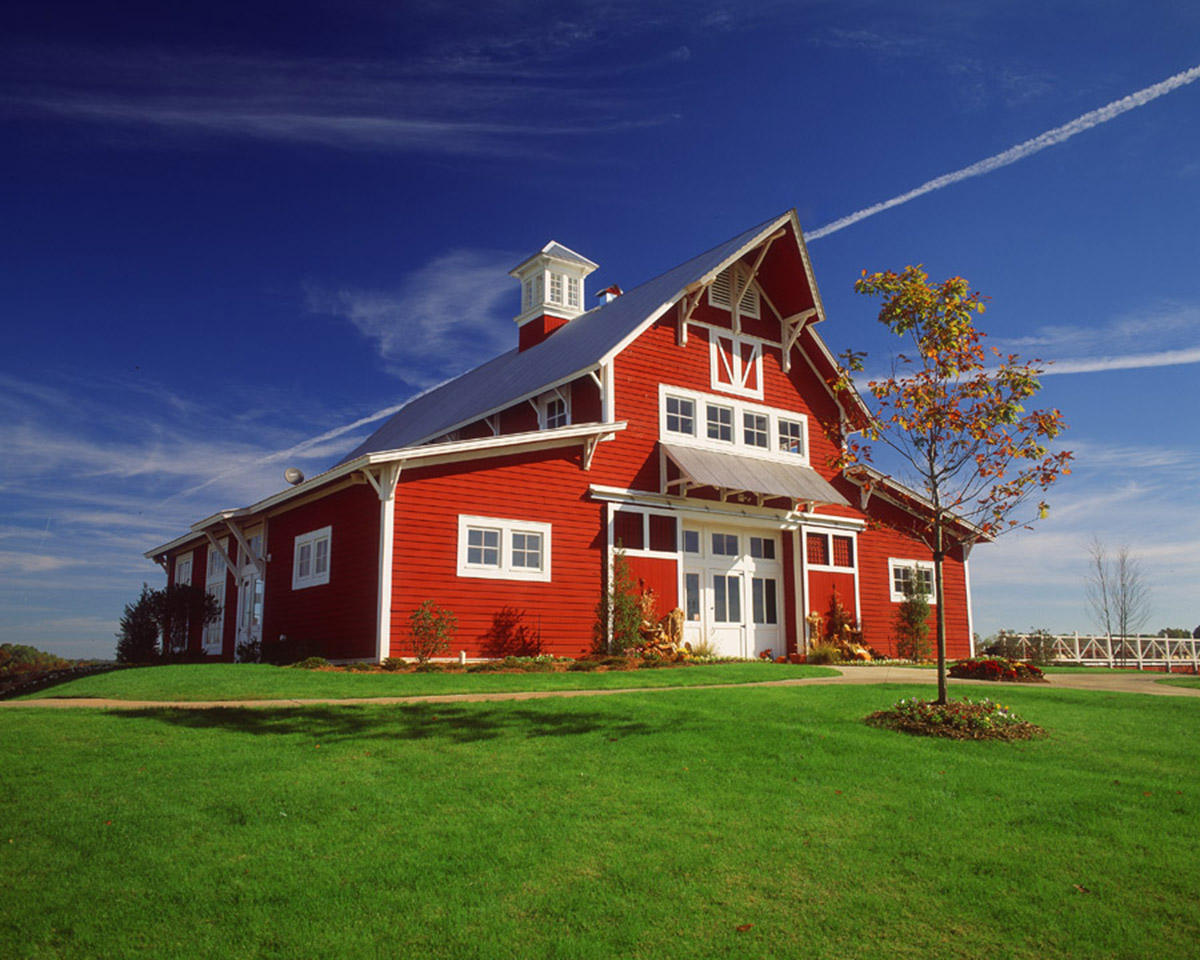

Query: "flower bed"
<box><xmin>949</xmin><ymin>657</ymin><xmax>1046</xmax><ymax>682</ymax></box>
<box><xmin>866</xmin><ymin>696</ymin><xmax>1046</xmax><ymax>741</ymax></box>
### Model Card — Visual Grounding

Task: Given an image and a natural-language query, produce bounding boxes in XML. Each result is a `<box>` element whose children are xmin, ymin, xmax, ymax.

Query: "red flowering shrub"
<box><xmin>949</xmin><ymin>657</ymin><xmax>1046</xmax><ymax>683</ymax></box>
<box><xmin>866</xmin><ymin>696</ymin><xmax>1046</xmax><ymax>741</ymax></box>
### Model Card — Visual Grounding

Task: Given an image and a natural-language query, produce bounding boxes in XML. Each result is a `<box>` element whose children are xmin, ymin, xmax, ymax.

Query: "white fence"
<box><xmin>991</xmin><ymin>633</ymin><xmax>1199</xmax><ymax>670</ymax></box>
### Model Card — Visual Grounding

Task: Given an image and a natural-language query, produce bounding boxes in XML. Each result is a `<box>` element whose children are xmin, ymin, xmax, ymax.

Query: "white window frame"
<box><xmin>292</xmin><ymin>526</ymin><xmax>332</xmax><ymax>590</ymax></box>
<box><xmin>203</xmin><ymin>538</ymin><xmax>228</xmax><ymax>653</ymax></box>
<box><xmin>664</xmin><ymin>394</ymin><xmax>696</xmax><ymax>437</ymax></box>
<box><xmin>536</xmin><ymin>389</ymin><xmax>571</xmax><ymax>430</ymax></box>
<box><xmin>457</xmin><ymin>515</ymin><xmax>552</xmax><ymax>582</ymax></box>
<box><xmin>658</xmin><ymin>384</ymin><xmax>810</xmax><ymax>467</ymax></box>
<box><xmin>807</xmin><ymin>531</ymin><xmax>857</xmax><ymax>572</ymax></box>
<box><xmin>888</xmin><ymin>558</ymin><xmax>936</xmax><ymax>604</ymax></box>
<box><xmin>174</xmin><ymin>552</ymin><xmax>193</xmax><ymax>587</ymax></box>
<box><xmin>709</xmin><ymin>332</ymin><xmax>764</xmax><ymax>399</ymax></box>
<box><xmin>610</xmin><ymin>508</ymin><xmax>679</xmax><ymax>559</ymax></box>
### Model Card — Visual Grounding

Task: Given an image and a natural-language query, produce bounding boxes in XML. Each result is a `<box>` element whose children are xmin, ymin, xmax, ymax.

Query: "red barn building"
<box><xmin>146</xmin><ymin>212</ymin><xmax>981</xmax><ymax>662</ymax></box>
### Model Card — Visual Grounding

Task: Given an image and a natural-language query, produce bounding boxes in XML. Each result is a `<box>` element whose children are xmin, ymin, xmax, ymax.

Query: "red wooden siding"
<box><xmin>625</xmin><ymin>556</ymin><xmax>678</xmax><ymax>614</ymax></box>
<box><xmin>262</xmin><ymin>483</ymin><xmax>380</xmax><ymax>661</ymax></box>
<box><xmin>390</xmin><ymin>449</ymin><xmax>604</xmax><ymax>659</ymax></box>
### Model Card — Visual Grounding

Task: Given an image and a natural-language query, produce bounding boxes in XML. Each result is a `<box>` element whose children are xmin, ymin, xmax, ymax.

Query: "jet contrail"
<box><xmin>808</xmin><ymin>63</ymin><xmax>1200</xmax><ymax>240</ymax></box>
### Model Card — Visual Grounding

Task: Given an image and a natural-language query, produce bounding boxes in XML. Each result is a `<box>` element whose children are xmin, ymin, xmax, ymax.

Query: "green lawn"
<box><xmin>14</xmin><ymin>661</ymin><xmax>837</xmax><ymax>701</ymax></box>
<box><xmin>3</xmin><ymin>684</ymin><xmax>1197</xmax><ymax>959</ymax></box>
<box><xmin>1158</xmin><ymin>675</ymin><xmax>1200</xmax><ymax>689</ymax></box>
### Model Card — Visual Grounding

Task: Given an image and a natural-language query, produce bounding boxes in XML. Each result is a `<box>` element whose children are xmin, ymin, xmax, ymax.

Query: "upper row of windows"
<box><xmin>522</xmin><ymin>272</ymin><xmax>582</xmax><ymax>312</ymax></box>
<box><xmin>661</xmin><ymin>386</ymin><xmax>808</xmax><ymax>463</ymax></box>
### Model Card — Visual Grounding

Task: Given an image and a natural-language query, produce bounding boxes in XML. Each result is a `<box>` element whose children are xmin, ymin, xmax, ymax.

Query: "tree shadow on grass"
<box><xmin>111</xmin><ymin>702</ymin><xmax>662</xmax><ymax>745</ymax></box>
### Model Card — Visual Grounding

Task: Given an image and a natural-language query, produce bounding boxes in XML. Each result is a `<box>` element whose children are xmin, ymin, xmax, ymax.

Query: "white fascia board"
<box><xmin>146</xmin><ymin>423</ymin><xmax>627</xmax><ymax>558</ymax></box>
<box><xmin>598</xmin><ymin>214</ymin><xmax>794</xmax><ymax>370</ymax></box>
<box><xmin>787</xmin><ymin>209</ymin><xmax>828</xmax><ymax>326</ymax></box>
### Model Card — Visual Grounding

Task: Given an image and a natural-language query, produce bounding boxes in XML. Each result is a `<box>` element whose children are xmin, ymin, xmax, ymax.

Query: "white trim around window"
<box><xmin>457</xmin><ymin>515</ymin><xmax>552</xmax><ymax>582</ymax></box>
<box><xmin>293</xmin><ymin>526</ymin><xmax>332</xmax><ymax>590</ymax></box>
<box><xmin>658</xmin><ymin>384</ymin><xmax>810</xmax><ymax>466</ymax></box>
<box><xmin>174</xmin><ymin>552</ymin><xmax>193</xmax><ymax>587</ymax></box>
<box><xmin>888</xmin><ymin>558</ymin><xmax>936</xmax><ymax>604</ymax></box>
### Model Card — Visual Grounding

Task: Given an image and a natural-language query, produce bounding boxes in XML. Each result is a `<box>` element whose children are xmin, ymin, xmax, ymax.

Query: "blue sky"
<box><xmin>3</xmin><ymin>0</ymin><xmax>1199</xmax><ymax>658</ymax></box>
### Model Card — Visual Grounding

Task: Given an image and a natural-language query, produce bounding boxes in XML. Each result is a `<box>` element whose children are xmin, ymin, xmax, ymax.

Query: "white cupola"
<box><xmin>509</xmin><ymin>241</ymin><xmax>599</xmax><ymax>351</ymax></box>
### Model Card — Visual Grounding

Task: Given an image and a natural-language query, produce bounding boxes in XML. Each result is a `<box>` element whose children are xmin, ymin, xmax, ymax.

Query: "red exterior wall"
<box><xmin>390</xmin><ymin>449</ymin><xmax>604</xmax><ymax>659</ymax></box>
<box><xmin>261</xmin><ymin>483</ymin><xmax>381</xmax><ymax>661</ymax></box>
<box><xmin>626</xmin><ymin>556</ymin><xmax>678</xmax><ymax>614</ymax></box>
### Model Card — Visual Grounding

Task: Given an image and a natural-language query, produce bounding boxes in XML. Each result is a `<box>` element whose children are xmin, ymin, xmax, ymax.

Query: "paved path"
<box><xmin>2</xmin><ymin>665</ymin><xmax>1197</xmax><ymax>710</ymax></box>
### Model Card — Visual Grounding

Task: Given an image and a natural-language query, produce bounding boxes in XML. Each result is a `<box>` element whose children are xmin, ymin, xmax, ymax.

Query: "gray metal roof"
<box><xmin>542</xmin><ymin>242</ymin><xmax>598</xmax><ymax>268</ymax></box>
<box><xmin>338</xmin><ymin>212</ymin><xmax>790</xmax><ymax>464</ymax></box>
<box><xmin>662</xmin><ymin>444</ymin><xmax>849</xmax><ymax>507</ymax></box>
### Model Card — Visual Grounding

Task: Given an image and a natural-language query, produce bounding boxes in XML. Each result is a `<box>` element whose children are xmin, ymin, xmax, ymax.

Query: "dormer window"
<box><xmin>536</xmin><ymin>389</ymin><xmax>571</xmax><ymax>429</ymax></box>
<box><xmin>509</xmin><ymin>242</ymin><xmax>599</xmax><ymax>348</ymax></box>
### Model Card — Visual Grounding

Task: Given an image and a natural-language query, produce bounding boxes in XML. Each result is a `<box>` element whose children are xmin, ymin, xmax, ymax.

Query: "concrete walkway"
<box><xmin>2</xmin><ymin>665</ymin><xmax>1197</xmax><ymax>710</ymax></box>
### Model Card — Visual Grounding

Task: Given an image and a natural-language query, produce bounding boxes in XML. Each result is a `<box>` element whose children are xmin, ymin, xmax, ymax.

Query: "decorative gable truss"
<box><xmin>710</xmin><ymin>332</ymin><xmax>762</xmax><ymax>398</ymax></box>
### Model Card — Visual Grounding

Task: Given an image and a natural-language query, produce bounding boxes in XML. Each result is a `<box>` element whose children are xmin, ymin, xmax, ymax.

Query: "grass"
<box><xmin>1158</xmin><ymin>675</ymin><xmax>1200</xmax><ymax>689</ymax></box>
<box><xmin>3</xmin><ymin>683</ymin><xmax>1198</xmax><ymax>959</ymax></box>
<box><xmin>14</xmin><ymin>661</ymin><xmax>837</xmax><ymax>701</ymax></box>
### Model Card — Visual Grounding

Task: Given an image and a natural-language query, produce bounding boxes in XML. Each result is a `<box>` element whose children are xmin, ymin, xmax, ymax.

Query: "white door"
<box><xmin>236</xmin><ymin>573</ymin><xmax>263</xmax><ymax>650</ymax></box>
<box><xmin>682</xmin><ymin>527</ymin><xmax>784</xmax><ymax>659</ymax></box>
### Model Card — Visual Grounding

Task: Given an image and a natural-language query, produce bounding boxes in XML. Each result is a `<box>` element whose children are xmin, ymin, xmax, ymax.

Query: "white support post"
<box><xmin>224</xmin><ymin>520</ymin><xmax>265</xmax><ymax>578</ymax></box>
<box><xmin>601</xmin><ymin>361</ymin><xmax>615</xmax><ymax>423</ymax></box>
<box><xmin>374</xmin><ymin>462</ymin><xmax>402</xmax><ymax>664</ymax></box>
<box><xmin>203</xmin><ymin>531</ymin><xmax>239</xmax><ymax>579</ymax></box>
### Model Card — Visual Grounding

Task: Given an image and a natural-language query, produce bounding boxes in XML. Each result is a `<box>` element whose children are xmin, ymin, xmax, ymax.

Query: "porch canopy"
<box><xmin>662</xmin><ymin>443</ymin><xmax>849</xmax><ymax>507</ymax></box>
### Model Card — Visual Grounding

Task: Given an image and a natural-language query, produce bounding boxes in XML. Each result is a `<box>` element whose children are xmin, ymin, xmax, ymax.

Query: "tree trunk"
<box><xmin>934</xmin><ymin>524</ymin><xmax>948</xmax><ymax>705</ymax></box>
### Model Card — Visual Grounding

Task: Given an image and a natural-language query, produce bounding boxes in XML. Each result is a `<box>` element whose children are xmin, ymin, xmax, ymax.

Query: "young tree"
<box><xmin>156</xmin><ymin>584</ymin><xmax>221</xmax><ymax>660</ymax></box>
<box><xmin>116</xmin><ymin>584</ymin><xmax>161</xmax><ymax>663</ymax></box>
<box><xmin>1087</xmin><ymin>539</ymin><xmax>1151</xmax><ymax>659</ymax></box>
<box><xmin>893</xmin><ymin>581</ymin><xmax>932</xmax><ymax>662</ymax></box>
<box><xmin>593</xmin><ymin>548</ymin><xmax>642</xmax><ymax>655</ymax></box>
<box><xmin>836</xmin><ymin>266</ymin><xmax>1072</xmax><ymax>704</ymax></box>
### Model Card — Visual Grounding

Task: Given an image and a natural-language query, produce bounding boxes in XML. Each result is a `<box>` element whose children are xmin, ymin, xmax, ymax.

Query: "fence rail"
<box><xmin>991</xmin><ymin>633</ymin><xmax>1200</xmax><ymax>670</ymax></box>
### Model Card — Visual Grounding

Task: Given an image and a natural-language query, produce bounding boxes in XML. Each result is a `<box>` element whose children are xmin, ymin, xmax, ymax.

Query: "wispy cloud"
<box><xmin>808</xmin><ymin>63</ymin><xmax>1200</xmax><ymax>240</ymax></box>
<box><xmin>307</xmin><ymin>248</ymin><xmax>518</xmax><ymax>388</ymax></box>
<box><xmin>1043</xmin><ymin>346</ymin><xmax>1200</xmax><ymax>376</ymax></box>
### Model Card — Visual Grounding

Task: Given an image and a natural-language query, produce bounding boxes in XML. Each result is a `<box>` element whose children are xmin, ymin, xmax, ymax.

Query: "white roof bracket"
<box><xmin>224</xmin><ymin>520</ymin><xmax>265</xmax><ymax>578</ymax></box>
<box><xmin>203</xmin><ymin>531</ymin><xmax>239</xmax><ymax>579</ymax></box>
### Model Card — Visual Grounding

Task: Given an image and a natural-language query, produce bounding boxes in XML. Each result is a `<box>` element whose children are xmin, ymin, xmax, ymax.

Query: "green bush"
<box><xmin>235</xmin><ymin>639</ymin><xmax>261</xmax><ymax>663</ymax></box>
<box><xmin>381</xmin><ymin>657</ymin><xmax>407</xmax><ymax>672</ymax></box>
<box><xmin>291</xmin><ymin>657</ymin><xmax>330</xmax><ymax>670</ymax></box>
<box><xmin>116</xmin><ymin>585</ymin><xmax>160</xmax><ymax>663</ymax></box>
<box><xmin>894</xmin><ymin>581</ymin><xmax>931</xmax><ymax>661</ymax></box>
<box><xmin>593</xmin><ymin>548</ymin><xmax>642</xmax><ymax>655</ymax></box>
<box><xmin>409</xmin><ymin>600</ymin><xmax>457</xmax><ymax>663</ymax></box>
<box><xmin>866</xmin><ymin>696</ymin><xmax>1046</xmax><ymax>741</ymax></box>
<box><xmin>806</xmin><ymin>643</ymin><xmax>842</xmax><ymax>665</ymax></box>
<box><xmin>346</xmin><ymin>661</ymin><xmax>375</xmax><ymax>672</ymax></box>
<box><xmin>567</xmin><ymin>660</ymin><xmax>600</xmax><ymax>672</ymax></box>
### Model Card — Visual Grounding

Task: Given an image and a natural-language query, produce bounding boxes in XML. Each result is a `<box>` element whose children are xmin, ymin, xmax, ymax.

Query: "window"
<box><xmin>712</xmin><ymin>533</ymin><xmax>739</xmax><ymax>556</ymax></box>
<box><xmin>685</xmin><ymin>573</ymin><xmax>701</xmax><ymax>621</ymax></box>
<box><xmin>832</xmin><ymin>536</ymin><xmax>854</xmax><ymax>569</ymax></box>
<box><xmin>613</xmin><ymin>510</ymin><xmax>644</xmax><ymax>551</ymax></box>
<box><xmin>292</xmin><ymin>527</ymin><xmax>331</xmax><ymax>589</ymax></box>
<box><xmin>665</xmin><ymin>396</ymin><xmax>695</xmax><ymax>436</ymax></box>
<box><xmin>549</xmin><ymin>272</ymin><xmax>564</xmax><ymax>305</ymax></box>
<box><xmin>749</xmin><ymin>536</ymin><xmax>775</xmax><ymax>560</ymax></box>
<box><xmin>706</xmin><ymin>404</ymin><xmax>733</xmax><ymax>442</ymax></box>
<box><xmin>707</xmin><ymin>264</ymin><xmax>760</xmax><ymax>319</ymax></box>
<box><xmin>752</xmin><ymin>578</ymin><xmax>778</xmax><ymax>625</ymax></box>
<box><xmin>174</xmin><ymin>553</ymin><xmax>193</xmax><ymax>587</ymax></box>
<box><xmin>467</xmin><ymin>527</ymin><xmax>501</xmax><ymax>567</ymax></box>
<box><xmin>648</xmin><ymin>515</ymin><xmax>677</xmax><ymax>553</ymax></box>
<box><xmin>713</xmin><ymin>574</ymin><xmax>741</xmax><ymax>622</ymax></box>
<box><xmin>567</xmin><ymin>276</ymin><xmax>581</xmax><ymax>309</ymax></box>
<box><xmin>537</xmin><ymin>391</ymin><xmax>570</xmax><ymax>429</ymax></box>
<box><xmin>743</xmin><ymin>412</ymin><xmax>768</xmax><ymax>448</ymax></box>
<box><xmin>710</xmin><ymin>333</ymin><xmax>763</xmax><ymax>398</ymax></box>
<box><xmin>682</xmin><ymin>529</ymin><xmax>701</xmax><ymax>554</ymax></box>
<box><xmin>206</xmin><ymin>545</ymin><xmax>226</xmax><ymax>579</ymax></box>
<box><xmin>522</xmin><ymin>278</ymin><xmax>533</xmax><ymax>311</ymax></box>
<box><xmin>778</xmin><ymin>418</ymin><xmax>805</xmax><ymax>456</ymax></box>
<box><xmin>613</xmin><ymin>510</ymin><xmax>676</xmax><ymax>555</ymax></box>
<box><xmin>807</xmin><ymin>531</ymin><xmax>855</xmax><ymax>569</ymax></box>
<box><xmin>889</xmin><ymin>559</ymin><xmax>936</xmax><ymax>603</ymax></box>
<box><xmin>457</xmin><ymin>516</ymin><xmax>552</xmax><ymax>581</ymax></box>
<box><xmin>203</xmin><ymin>539</ymin><xmax>227</xmax><ymax>652</ymax></box>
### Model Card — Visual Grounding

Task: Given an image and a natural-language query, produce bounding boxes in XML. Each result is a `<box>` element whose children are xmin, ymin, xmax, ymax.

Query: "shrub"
<box><xmin>116</xmin><ymin>585</ymin><xmax>161</xmax><ymax>663</ymax></box>
<box><xmin>156</xmin><ymin>583</ymin><xmax>222</xmax><ymax>660</ymax></box>
<box><xmin>949</xmin><ymin>657</ymin><xmax>1046</xmax><ymax>683</ymax></box>
<box><xmin>806</xmin><ymin>643</ymin><xmax>842</xmax><ymax>665</ymax></box>
<box><xmin>235</xmin><ymin>639</ymin><xmax>261</xmax><ymax>663</ymax></box>
<box><xmin>346</xmin><ymin>661</ymin><xmax>375</xmax><ymax>672</ymax></box>
<box><xmin>381</xmin><ymin>657</ymin><xmax>407</xmax><ymax>672</ymax></box>
<box><xmin>568</xmin><ymin>659</ymin><xmax>601</xmax><ymax>672</ymax></box>
<box><xmin>292</xmin><ymin>656</ymin><xmax>330</xmax><ymax>670</ymax></box>
<box><xmin>0</xmin><ymin>643</ymin><xmax>72</xmax><ymax>678</ymax></box>
<box><xmin>866</xmin><ymin>696</ymin><xmax>1046</xmax><ymax>741</ymax></box>
<box><xmin>467</xmin><ymin>661</ymin><xmax>506</xmax><ymax>673</ymax></box>
<box><xmin>593</xmin><ymin>548</ymin><xmax>642</xmax><ymax>655</ymax></box>
<box><xmin>894</xmin><ymin>581</ymin><xmax>931</xmax><ymax>661</ymax></box>
<box><xmin>415</xmin><ymin>662</ymin><xmax>444</xmax><ymax>673</ymax></box>
<box><xmin>409</xmin><ymin>600</ymin><xmax>457</xmax><ymax>663</ymax></box>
